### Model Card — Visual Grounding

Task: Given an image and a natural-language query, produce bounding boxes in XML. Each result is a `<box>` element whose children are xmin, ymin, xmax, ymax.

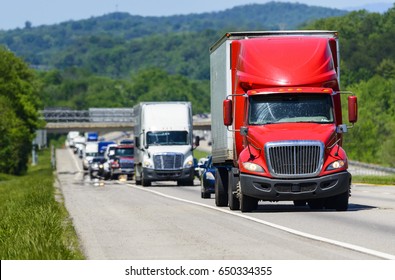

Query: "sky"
<box><xmin>0</xmin><ymin>0</ymin><xmax>393</xmax><ymax>30</ymax></box>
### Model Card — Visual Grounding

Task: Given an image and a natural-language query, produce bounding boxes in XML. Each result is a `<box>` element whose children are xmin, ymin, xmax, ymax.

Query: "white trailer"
<box><xmin>133</xmin><ymin>102</ymin><xmax>196</xmax><ymax>186</ymax></box>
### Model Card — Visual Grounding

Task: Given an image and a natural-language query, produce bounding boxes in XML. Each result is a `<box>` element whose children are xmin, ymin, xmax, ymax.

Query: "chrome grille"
<box><xmin>265</xmin><ymin>141</ymin><xmax>324</xmax><ymax>178</ymax></box>
<box><xmin>153</xmin><ymin>153</ymin><xmax>183</xmax><ymax>170</ymax></box>
<box><xmin>120</xmin><ymin>159</ymin><xmax>134</xmax><ymax>169</ymax></box>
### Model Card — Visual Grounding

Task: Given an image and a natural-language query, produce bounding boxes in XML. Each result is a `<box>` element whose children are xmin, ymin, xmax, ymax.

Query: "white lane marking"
<box><xmin>67</xmin><ymin>148</ymin><xmax>83</xmax><ymax>173</ymax></box>
<box><xmin>128</xmin><ymin>183</ymin><xmax>395</xmax><ymax>260</ymax></box>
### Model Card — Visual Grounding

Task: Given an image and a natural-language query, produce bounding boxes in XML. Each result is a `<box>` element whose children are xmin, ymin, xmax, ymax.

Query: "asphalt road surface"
<box><xmin>56</xmin><ymin>148</ymin><xmax>395</xmax><ymax>260</ymax></box>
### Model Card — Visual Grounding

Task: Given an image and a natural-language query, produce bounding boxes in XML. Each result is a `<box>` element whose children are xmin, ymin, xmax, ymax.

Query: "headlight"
<box><xmin>143</xmin><ymin>161</ymin><xmax>153</xmax><ymax>168</ymax></box>
<box><xmin>242</xmin><ymin>162</ymin><xmax>265</xmax><ymax>173</ymax></box>
<box><xmin>326</xmin><ymin>160</ymin><xmax>345</xmax><ymax>171</ymax></box>
<box><xmin>205</xmin><ymin>172</ymin><xmax>215</xmax><ymax>180</ymax></box>
<box><xmin>185</xmin><ymin>160</ymin><xmax>194</xmax><ymax>168</ymax></box>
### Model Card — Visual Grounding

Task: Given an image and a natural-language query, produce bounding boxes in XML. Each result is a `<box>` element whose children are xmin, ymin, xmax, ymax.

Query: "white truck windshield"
<box><xmin>147</xmin><ymin>131</ymin><xmax>188</xmax><ymax>145</ymax></box>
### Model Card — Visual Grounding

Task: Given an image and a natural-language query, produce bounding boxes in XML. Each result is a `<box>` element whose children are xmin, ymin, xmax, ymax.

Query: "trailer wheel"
<box><xmin>228</xmin><ymin>170</ymin><xmax>240</xmax><ymax>210</ymax></box>
<box><xmin>215</xmin><ymin>168</ymin><xmax>228</xmax><ymax>207</ymax></box>
<box><xmin>239</xmin><ymin>192</ymin><xmax>258</xmax><ymax>212</ymax></box>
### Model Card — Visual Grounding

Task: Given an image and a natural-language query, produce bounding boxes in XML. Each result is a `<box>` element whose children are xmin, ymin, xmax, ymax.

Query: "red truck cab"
<box><xmin>110</xmin><ymin>144</ymin><xmax>135</xmax><ymax>180</ymax></box>
<box><xmin>210</xmin><ymin>31</ymin><xmax>358</xmax><ymax>212</ymax></box>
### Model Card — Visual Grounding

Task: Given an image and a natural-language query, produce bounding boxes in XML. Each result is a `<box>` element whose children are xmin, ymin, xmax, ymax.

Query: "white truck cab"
<box><xmin>133</xmin><ymin>102</ymin><xmax>198</xmax><ymax>186</ymax></box>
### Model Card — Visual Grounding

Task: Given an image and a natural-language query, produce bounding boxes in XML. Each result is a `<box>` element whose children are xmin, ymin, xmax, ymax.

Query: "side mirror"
<box><xmin>223</xmin><ymin>99</ymin><xmax>233</xmax><ymax>126</ymax></box>
<box><xmin>240</xmin><ymin>126</ymin><xmax>249</xmax><ymax>136</ymax></box>
<box><xmin>195</xmin><ymin>136</ymin><xmax>200</xmax><ymax>147</ymax></box>
<box><xmin>135</xmin><ymin>137</ymin><xmax>140</xmax><ymax>148</ymax></box>
<box><xmin>348</xmin><ymin>95</ymin><xmax>358</xmax><ymax>123</ymax></box>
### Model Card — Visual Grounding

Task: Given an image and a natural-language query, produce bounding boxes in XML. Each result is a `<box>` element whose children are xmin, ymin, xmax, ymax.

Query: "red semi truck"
<box><xmin>209</xmin><ymin>31</ymin><xmax>358</xmax><ymax>212</ymax></box>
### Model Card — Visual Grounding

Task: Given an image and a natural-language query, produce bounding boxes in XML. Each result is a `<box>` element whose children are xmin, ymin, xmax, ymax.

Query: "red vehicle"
<box><xmin>110</xmin><ymin>144</ymin><xmax>134</xmax><ymax>180</ymax></box>
<box><xmin>210</xmin><ymin>31</ymin><xmax>358</xmax><ymax>212</ymax></box>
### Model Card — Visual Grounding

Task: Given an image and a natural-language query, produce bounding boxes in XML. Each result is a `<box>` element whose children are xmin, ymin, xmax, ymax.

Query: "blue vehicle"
<box><xmin>98</xmin><ymin>141</ymin><xmax>116</xmax><ymax>155</ymax></box>
<box><xmin>200</xmin><ymin>156</ymin><xmax>216</xmax><ymax>199</ymax></box>
<box><xmin>87</xmin><ymin>132</ymin><xmax>99</xmax><ymax>142</ymax></box>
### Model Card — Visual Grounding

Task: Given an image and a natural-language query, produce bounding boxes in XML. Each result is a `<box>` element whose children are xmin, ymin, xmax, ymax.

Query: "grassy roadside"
<box><xmin>0</xmin><ymin>148</ymin><xmax>84</xmax><ymax>260</ymax></box>
<box><xmin>352</xmin><ymin>175</ymin><xmax>395</xmax><ymax>186</ymax></box>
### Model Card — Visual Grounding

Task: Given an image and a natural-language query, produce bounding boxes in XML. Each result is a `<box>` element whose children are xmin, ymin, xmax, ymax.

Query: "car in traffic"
<box><xmin>200</xmin><ymin>156</ymin><xmax>215</xmax><ymax>199</ymax></box>
<box><xmin>89</xmin><ymin>156</ymin><xmax>107</xmax><ymax>179</ymax></box>
<box><xmin>82</xmin><ymin>142</ymin><xmax>99</xmax><ymax>170</ymax></box>
<box><xmin>109</xmin><ymin>144</ymin><xmax>135</xmax><ymax>180</ymax></box>
<box><xmin>195</xmin><ymin>157</ymin><xmax>209</xmax><ymax>179</ymax></box>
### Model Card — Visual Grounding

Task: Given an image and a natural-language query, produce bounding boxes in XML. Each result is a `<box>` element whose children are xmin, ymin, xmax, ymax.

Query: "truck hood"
<box><xmin>248</xmin><ymin>123</ymin><xmax>336</xmax><ymax>146</ymax></box>
<box><xmin>117</xmin><ymin>156</ymin><xmax>134</xmax><ymax>161</ymax></box>
<box><xmin>147</xmin><ymin>145</ymin><xmax>192</xmax><ymax>156</ymax></box>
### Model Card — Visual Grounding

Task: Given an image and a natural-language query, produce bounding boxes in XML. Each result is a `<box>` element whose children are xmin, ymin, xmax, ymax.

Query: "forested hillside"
<box><xmin>0</xmin><ymin>1</ymin><xmax>395</xmax><ymax>172</ymax></box>
<box><xmin>304</xmin><ymin>7</ymin><xmax>395</xmax><ymax>166</ymax></box>
<box><xmin>0</xmin><ymin>2</ymin><xmax>346</xmax><ymax>77</ymax></box>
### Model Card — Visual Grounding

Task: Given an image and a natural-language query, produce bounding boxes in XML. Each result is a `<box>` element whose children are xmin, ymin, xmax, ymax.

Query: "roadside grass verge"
<box><xmin>193</xmin><ymin>149</ymin><xmax>209</xmax><ymax>160</ymax></box>
<box><xmin>0</xmin><ymin>148</ymin><xmax>84</xmax><ymax>260</ymax></box>
<box><xmin>352</xmin><ymin>175</ymin><xmax>395</xmax><ymax>186</ymax></box>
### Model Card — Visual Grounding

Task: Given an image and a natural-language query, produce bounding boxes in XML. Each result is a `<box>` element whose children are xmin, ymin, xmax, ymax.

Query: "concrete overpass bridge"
<box><xmin>41</xmin><ymin>108</ymin><xmax>211</xmax><ymax>133</ymax></box>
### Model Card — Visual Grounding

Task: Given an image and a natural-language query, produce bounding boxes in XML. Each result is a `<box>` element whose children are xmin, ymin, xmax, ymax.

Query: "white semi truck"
<box><xmin>133</xmin><ymin>102</ymin><xmax>197</xmax><ymax>186</ymax></box>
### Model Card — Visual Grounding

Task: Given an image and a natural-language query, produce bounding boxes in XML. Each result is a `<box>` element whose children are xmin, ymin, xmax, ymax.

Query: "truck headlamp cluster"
<box><xmin>143</xmin><ymin>161</ymin><xmax>153</xmax><ymax>168</ymax></box>
<box><xmin>185</xmin><ymin>160</ymin><xmax>194</xmax><ymax>168</ymax></box>
<box><xmin>326</xmin><ymin>160</ymin><xmax>345</xmax><ymax>171</ymax></box>
<box><xmin>242</xmin><ymin>162</ymin><xmax>265</xmax><ymax>173</ymax></box>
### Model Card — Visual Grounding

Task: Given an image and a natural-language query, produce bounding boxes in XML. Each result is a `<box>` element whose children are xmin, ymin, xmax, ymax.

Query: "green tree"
<box><xmin>0</xmin><ymin>46</ymin><xmax>42</xmax><ymax>174</ymax></box>
<box><xmin>344</xmin><ymin>76</ymin><xmax>395</xmax><ymax>166</ymax></box>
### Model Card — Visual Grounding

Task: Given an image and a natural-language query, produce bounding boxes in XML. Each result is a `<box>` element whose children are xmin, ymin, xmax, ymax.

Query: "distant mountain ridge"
<box><xmin>0</xmin><ymin>1</ymin><xmax>349</xmax><ymax>78</ymax></box>
<box><xmin>346</xmin><ymin>2</ymin><xmax>393</xmax><ymax>13</ymax></box>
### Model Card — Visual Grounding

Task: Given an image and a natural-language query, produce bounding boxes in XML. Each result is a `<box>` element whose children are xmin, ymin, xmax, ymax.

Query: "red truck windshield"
<box><xmin>114</xmin><ymin>147</ymin><xmax>134</xmax><ymax>157</ymax></box>
<box><xmin>249</xmin><ymin>94</ymin><xmax>334</xmax><ymax>125</ymax></box>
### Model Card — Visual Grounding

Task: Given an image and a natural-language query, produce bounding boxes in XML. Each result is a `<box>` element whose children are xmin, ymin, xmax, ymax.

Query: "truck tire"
<box><xmin>215</xmin><ymin>168</ymin><xmax>228</xmax><ymax>207</ymax></box>
<box><xmin>135</xmin><ymin>166</ymin><xmax>141</xmax><ymax>185</ymax></box>
<box><xmin>325</xmin><ymin>191</ymin><xmax>349</xmax><ymax>211</ymax></box>
<box><xmin>142</xmin><ymin>178</ymin><xmax>151</xmax><ymax>186</ymax></box>
<box><xmin>142</xmin><ymin>172</ymin><xmax>151</xmax><ymax>187</ymax></box>
<box><xmin>239</xmin><ymin>192</ymin><xmax>258</xmax><ymax>212</ymax></box>
<box><xmin>228</xmin><ymin>170</ymin><xmax>240</xmax><ymax>210</ymax></box>
<box><xmin>308</xmin><ymin>198</ymin><xmax>324</xmax><ymax>210</ymax></box>
<box><xmin>201</xmin><ymin>192</ymin><xmax>211</xmax><ymax>199</ymax></box>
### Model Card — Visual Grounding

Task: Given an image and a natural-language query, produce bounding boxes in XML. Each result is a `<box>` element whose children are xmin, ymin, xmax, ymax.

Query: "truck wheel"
<box><xmin>228</xmin><ymin>171</ymin><xmax>240</xmax><ymax>210</ymax></box>
<box><xmin>135</xmin><ymin>166</ymin><xmax>142</xmax><ymax>185</ymax></box>
<box><xmin>215</xmin><ymin>168</ymin><xmax>228</xmax><ymax>207</ymax></box>
<box><xmin>239</xmin><ymin>192</ymin><xmax>258</xmax><ymax>212</ymax></box>
<box><xmin>142</xmin><ymin>172</ymin><xmax>151</xmax><ymax>187</ymax></box>
<box><xmin>325</xmin><ymin>191</ymin><xmax>349</xmax><ymax>211</ymax></box>
<box><xmin>201</xmin><ymin>192</ymin><xmax>211</xmax><ymax>199</ymax></box>
<box><xmin>308</xmin><ymin>199</ymin><xmax>324</xmax><ymax>210</ymax></box>
<box><xmin>142</xmin><ymin>179</ymin><xmax>151</xmax><ymax>186</ymax></box>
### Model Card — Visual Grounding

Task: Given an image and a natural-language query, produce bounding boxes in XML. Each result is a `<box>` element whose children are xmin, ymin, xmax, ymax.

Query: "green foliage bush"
<box><xmin>0</xmin><ymin>47</ymin><xmax>42</xmax><ymax>175</ymax></box>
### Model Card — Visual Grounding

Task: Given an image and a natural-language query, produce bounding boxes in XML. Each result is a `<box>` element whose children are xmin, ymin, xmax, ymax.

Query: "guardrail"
<box><xmin>40</xmin><ymin>108</ymin><xmax>134</xmax><ymax>123</ymax></box>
